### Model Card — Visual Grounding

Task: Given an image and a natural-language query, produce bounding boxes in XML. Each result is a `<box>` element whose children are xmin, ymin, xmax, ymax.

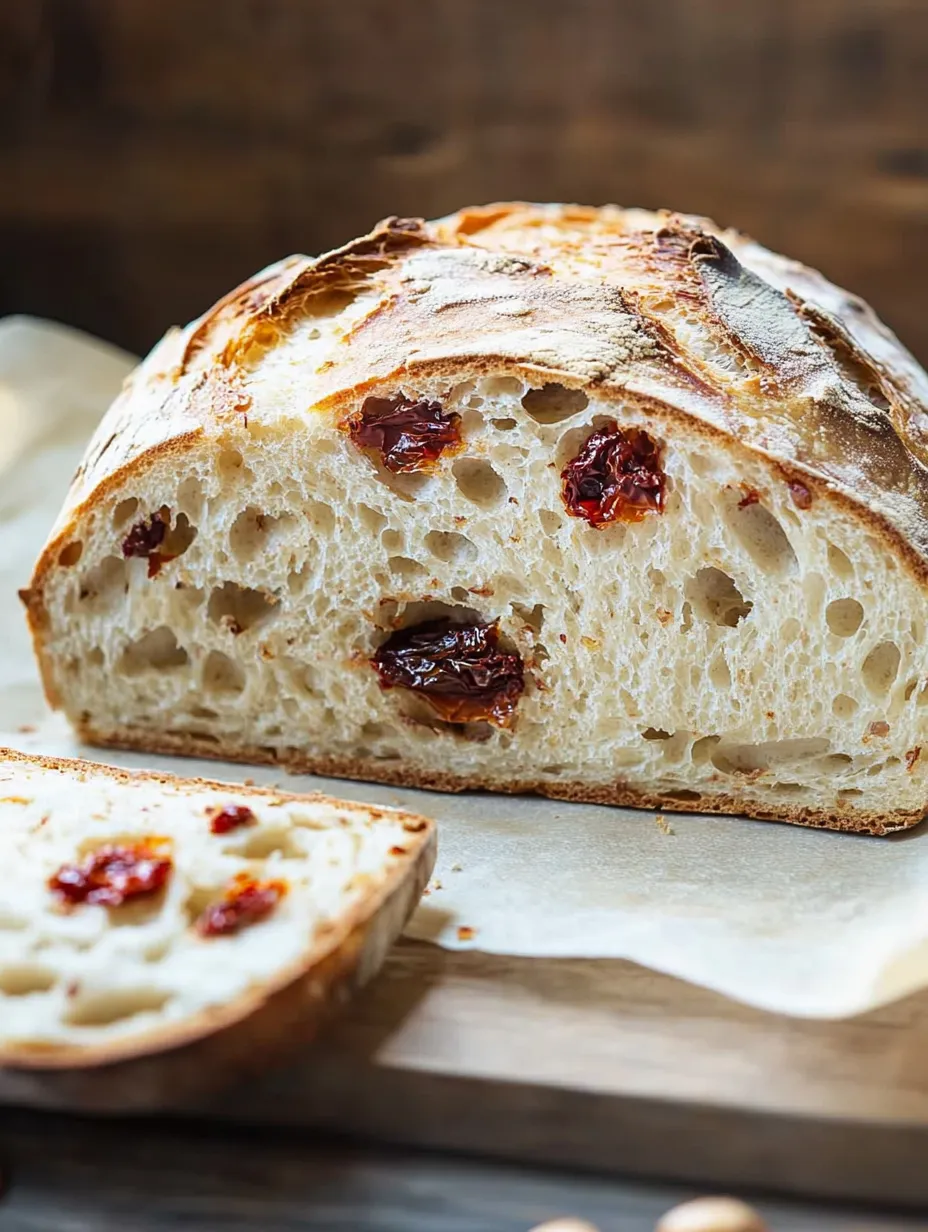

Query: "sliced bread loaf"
<box><xmin>0</xmin><ymin>749</ymin><xmax>434</xmax><ymax>1105</ymax></box>
<box><xmin>21</xmin><ymin>203</ymin><xmax>928</xmax><ymax>833</ymax></box>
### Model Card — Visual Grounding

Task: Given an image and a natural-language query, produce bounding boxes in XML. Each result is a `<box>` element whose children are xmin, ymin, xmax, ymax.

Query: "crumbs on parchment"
<box><xmin>655</xmin><ymin>814</ymin><xmax>675</xmax><ymax>835</ymax></box>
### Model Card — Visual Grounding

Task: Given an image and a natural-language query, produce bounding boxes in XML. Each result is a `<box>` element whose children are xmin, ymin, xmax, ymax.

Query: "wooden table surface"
<box><xmin>0</xmin><ymin>1108</ymin><xmax>922</xmax><ymax>1231</ymax></box>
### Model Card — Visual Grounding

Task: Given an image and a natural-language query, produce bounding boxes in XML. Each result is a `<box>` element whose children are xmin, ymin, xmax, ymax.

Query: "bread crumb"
<box><xmin>457</xmin><ymin>925</ymin><xmax>476</xmax><ymax>942</ymax></box>
<box><xmin>451</xmin><ymin>862</ymin><xmax>463</xmax><ymax>872</ymax></box>
<box><xmin>17</xmin><ymin>724</ymin><xmax>36</xmax><ymax>734</ymax></box>
<box><xmin>243</xmin><ymin>778</ymin><xmax>256</xmax><ymax>786</ymax></box>
<box><xmin>655</xmin><ymin>814</ymin><xmax>675</xmax><ymax>835</ymax></box>
<box><xmin>428</xmin><ymin>878</ymin><xmax>443</xmax><ymax>892</ymax></box>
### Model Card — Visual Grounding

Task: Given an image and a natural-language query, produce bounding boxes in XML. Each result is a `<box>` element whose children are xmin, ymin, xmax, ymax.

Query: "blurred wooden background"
<box><xmin>2</xmin><ymin>0</ymin><xmax>927</xmax><ymax>359</ymax></box>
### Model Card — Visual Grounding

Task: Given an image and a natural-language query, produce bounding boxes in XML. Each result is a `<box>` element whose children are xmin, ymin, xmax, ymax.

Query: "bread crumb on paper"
<box><xmin>457</xmin><ymin>925</ymin><xmax>476</xmax><ymax>942</ymax></box>
<box><xmin>451</xmin><ymin>862</ymin><xmax>463</xmax><ymax>872</ymax></box>
<box><xmin>655</xmin><ymin>814</ymin><xmax>674</xmax><ymax>835</ymax></box>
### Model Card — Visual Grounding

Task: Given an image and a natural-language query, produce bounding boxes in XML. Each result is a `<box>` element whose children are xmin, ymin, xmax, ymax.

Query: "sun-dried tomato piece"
<box><xmin>207</xmin><ymin>804</ymin><xmax>257</xmax><ymax>835</ymax></box>
<box><xmin>348</xmin><ymin>396</ymin><xmax>462</xmax><ymax>473</ymax></box>
<box><xmin>50</xmin><ymin>840</ymin><xmax>172</xmax><ymax>908</ymax></box>
<box><xmin>561</xmin><ymin>422</ymin><xmax>666</xmax><ymax>526</ymax></box>
<box><xmin>122</xmin><ymin>514</ymin><xmax>166</xmax><ymax>558</ymax></box>
<box><xmin>122</xmin><ymin>513</ymin><xmax>173</xmax><ymax>578</ymax></box>
<box><xmin>788</xmin><ymin>480</ymin><xmax>813</xmax><ymax>510</ymax></box>
<box><xmin>196</xmin><ymin>874</ymin><xmax>286</xmax><ymax>937</ymax></box>
<box><xmin>371</xmin><ymin>620</ymin><xmax>524</xmax><ymax>727</ymax></box>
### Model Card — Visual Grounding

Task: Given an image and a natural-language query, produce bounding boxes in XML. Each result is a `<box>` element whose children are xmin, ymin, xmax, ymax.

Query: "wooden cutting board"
<box><xmin>181</xmin><ymin>940</ymin><xmax>928</xmax><ymax>1210</ymax></box>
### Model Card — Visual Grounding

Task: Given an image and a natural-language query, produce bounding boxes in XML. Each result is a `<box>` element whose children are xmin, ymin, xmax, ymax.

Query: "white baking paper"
<box><xmin>2</xmin><ymin>315</ymin><xmax>927</xmax><ymax>1020</ymax></box>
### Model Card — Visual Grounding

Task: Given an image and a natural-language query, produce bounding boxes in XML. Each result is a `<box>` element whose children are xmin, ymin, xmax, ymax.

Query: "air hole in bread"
<box><xmin>287</xmin><ymin>565</ymin><xmax>312</xmax><ymax>597</ymax></box>
<box><xmin>480</xmin><ymin>376</ymin><xmax>524</xmax><ymax>397</ymax></box>
<box><xmin>203</xmin><ymin>651</ymin><xmax>246</xmax><ymax>696</ymax></box>
<box><xmin>65</xmin><ymin>987</ymin><xmax>169</xmax><ymax>1027</ymax></box>
<box><xmin>665</xmin><ymin>789</ymin><xmax>701</xmax><ymax>802</ymax></box>
<box><xmin>823</xmin><ymin>753</ymin><xmax>854</xmax><ymax>769</ymax></box>
<box><xmin>58</xmin><ymin>541</ymin><xmax>83</xmax><ymax>567</ymax></box>
<box><xmin>388</xmin><ymin>555</ymin><xmax>429</xmax><ymax>580</ymax></box>
<box><xmin>832</xmin><ymin>693</ymin><xmax>859</xmax><ymax>719</ymax></box>
<box><xmin>361</xmin><ymin>720</ymin><xmax>399</xmax><ymax>741</ymax></box>
<box><xmin>143</xmin><ymin>940</ymin><xmax>171</xmax><ymax>963</ymax></box>
<box><xmin>118</xmin><ymin>627</ymin><xmax>189</xmax><ymax>675</ymax></box>
<box><xmin>827</xmin><ymin>542</ymin><xmax>854</xmax><ymax>580</ymax></box>
<box><xmin>87</xmin><ymin>647</ymin><xmax>104</xmax><ymax>668</ymax></box>
<box><xmin>79</xmin><ymin>556</ymin><xmax>128</xmax><ymax>607</ymax></box>
<box><xmin>223</xmin><ymin>826</ymin><xmax>304</xmax><ymax>860</ymax></box>
<box><xmin>538</xmin><ymin>510</ymin><xmax>563</xmax><ymax>536</ymax></box>
<box><xmin>512</xmin><ymin>602</ymin><xmax>545</xmax><ymax>632</ymax></box>
<box><xmin>381</xmin><ymin>528</ymin><xmax>404</xmax><ymax>552</ymax></box>
<box><xmin>642</xmin><ymin>727</ymin><xmax>671</xmax><ymax>740</ymax></box>
<box><xmin>305</xmin><ymin>499</ymin><xmax>336</xmax><ymax>535</ymax></box>
<box><xmin>521</xmin><ymin>383</ymin><xmax>590</xmax><ymax>424</ymax></box>
<box><xmin>691</xmin><ymin>735</ymin><xmax>720</xmax><ymax>764</ymax></box>
<box><xmin>208</xmin><ymin>583</ymin><xmax>279</xmax><ymax>634</ymax></box>
<box><xmin>710</xmin><ymin>737</ymin><xmax>830</xmax><ymax>775</ymax></box>
<box><xmin>916</xmin><ymin>681</ymin><xmax>928</xmax><ymax>707</ymax></box>
<box><xmin>177</xmin><ymin>476</ymin><xmax>205</xmax><ymax>520</ymax></box>
<box><xmin>0</xmin><ymin>912</ymin><xmax>27</xmax><ymax>931</ymax></box>
<box><xmin>771</xmin><ymin>782</ymin><xmax>804</xmax><ymax>795</ymax></box>
<box><xmin>684</xmin><ymin>568</ymin><xmax>752</xmax><ymax>627</ymax></box>
<box><xmin>708</xmin><ymin>650</ymin><xmax>732</xmax><ymax>688</ymax></box>
<box><xmin>862</xmin><ymin>641</ymin><xmax>901</xmax><ymax>696</ymax></box>
<box><xmin>0</xmin><ymin>965</ymin><xmax>57</xmax><ymax>996</ymax></box>
<box><xmin>725</xmin><ymin>499</ymin><xmax>797</xmax><ymax>576</ymax></box>
<box><xmin>218</xmin><ymin>448</ymin><xmax>245</xmax><ymax>479</ymax></box>
<box><xmin>161</xmin><ymin>511</ymin><xmax>197</xmax><ymax>559</ymax></box>
<box><xmin>230</xmin><ymin>507</ymin><xmax>296</xmax><ymax>562</ymax></box>
<box><xmin>826</xmin><ymin>598</ymin><xmax>864</xmax><ymax>637</ymax></box>
<box><xmin>189</xmin><ymin>705</ymin><xmax>220</xmax><ymax>720</ymax></box>
<box><xmin>112</xmin><ymin>497</ymin><xmax>140</xmax><ymax>527</ymax></box>
<box><xmin>452</xmin><ymin>458</ymin><xmax>507</xmax><ymax>507</ymax></box>
<box><xmin>424</xmin><ymin>530</ymin><xmax>478</xmax><ymax>564</ymax></box>
<box><xmin>358</xmin><ymin>504</ymin><xmax>387</xmax><ymax>534</ymax></box>
<box><xmin>492</xmin><ymin>417</ymin><xmax>518</xmax><ymax>431</ymax></box>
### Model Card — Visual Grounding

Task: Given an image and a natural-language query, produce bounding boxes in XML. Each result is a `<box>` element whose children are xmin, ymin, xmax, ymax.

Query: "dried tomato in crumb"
<box><xmin>122</xmin><ymin>514</ymin><xmax>166</xmax><ymax>558</ymax></box>
<box><xmin>122</xmin><ymin>514</ymin><xmax>172</xmax><ymax>578</ymax></box>
<box><xmin>196</xmin><ymin>874</ymin><xmax>286</xmax><ymax>937</ymax></box>
<box><xmin>788</xmin><ymin>481</ymin><xmax>813</xmax><ymax>510</ymax></box>
<box><xmin>349</xmin><ymin>396</ymin><xmax>462</xmax><ymax>473</ymax></box>
<box><xmin>561</xmin><ymin>422</ymin><xmax>665</xmax><ymax>526</ymax></box>
<box><xmin>50</xmin><ymin>841</ymin><xmax>172</xmax><ymax>907</ymax></box>
<box><xmin>207</xmin><ymin>804</ymin><xmax>257</xmax><ymax>835</ymax></box>
<box><xmin>372</xmin><ymin>620</ymin><xmax>524</xmax><ymax>727</ymax></box>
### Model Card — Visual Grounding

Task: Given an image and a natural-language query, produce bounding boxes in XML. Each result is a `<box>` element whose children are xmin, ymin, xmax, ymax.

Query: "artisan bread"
<box><xmin>0</xmin><ymin>749</ymin><xmax>434</xmax><ymax>1103</ymax></box>
<box><xmin>21</xmin><ymin>203</ymin><xmax>928</xmax><ymax>834</ymax></box>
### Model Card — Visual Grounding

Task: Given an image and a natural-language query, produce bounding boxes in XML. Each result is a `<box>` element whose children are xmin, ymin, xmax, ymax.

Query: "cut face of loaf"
<box><xmin>22</xmin><ymin>203</ymin><xmax>928</xmax><ymax>834</ymax></box>
<box><xmin>0</xmin><ymin>749</ymin><xmax>434</xmax><ymax>1094</ymax></box>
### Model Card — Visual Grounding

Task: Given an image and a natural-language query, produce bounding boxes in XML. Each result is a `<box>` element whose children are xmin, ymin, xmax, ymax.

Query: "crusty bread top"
<box><xmin>0</xmin><ymin>749</ymin><xmax>434</xmax><ymax>1067</ymax></box>
<box><xmin>31</xmin><ymin>202</ymin><xmax>928</xmax><ymax>597</ymax></box>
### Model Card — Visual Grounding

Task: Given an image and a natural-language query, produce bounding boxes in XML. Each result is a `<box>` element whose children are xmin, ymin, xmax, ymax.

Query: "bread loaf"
<box><xmin>0</xmin><ymin>749</ymin><xmax>434</xmax><ymax>1102</ymax></box>
<box><xmin>21</xmin><ymin>203</ymin><xmax>928</xmax><ymax>834</ymax></box>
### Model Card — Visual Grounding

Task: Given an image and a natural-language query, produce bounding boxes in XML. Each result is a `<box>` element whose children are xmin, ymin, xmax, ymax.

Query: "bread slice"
<box><xmin>0</xmin><ymin>749</ymin><xmax>434</xmax><ymax>1105</ymax></box>
<box><xmin>21</xmin><ymin>203</ymin><xmax>928</xmax><ymax>834</ymax></box>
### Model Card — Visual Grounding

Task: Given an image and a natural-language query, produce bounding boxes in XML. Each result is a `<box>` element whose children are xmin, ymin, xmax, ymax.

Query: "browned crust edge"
<box><xmin>76</xmin><ymin>725</ymin><xmax>922</xmax><ymax>838</ymax></box>
<box><xmin>0</xmin><ymin>748</ymin><xmax>436</xmax><ymax>1082</ymax></box>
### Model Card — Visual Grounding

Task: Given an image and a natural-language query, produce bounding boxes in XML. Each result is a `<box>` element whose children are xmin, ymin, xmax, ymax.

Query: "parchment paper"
<box><xmin>3</xmin><ymin>315</ymin><xmax>927</xmax><ymax>1020</ymax></box>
